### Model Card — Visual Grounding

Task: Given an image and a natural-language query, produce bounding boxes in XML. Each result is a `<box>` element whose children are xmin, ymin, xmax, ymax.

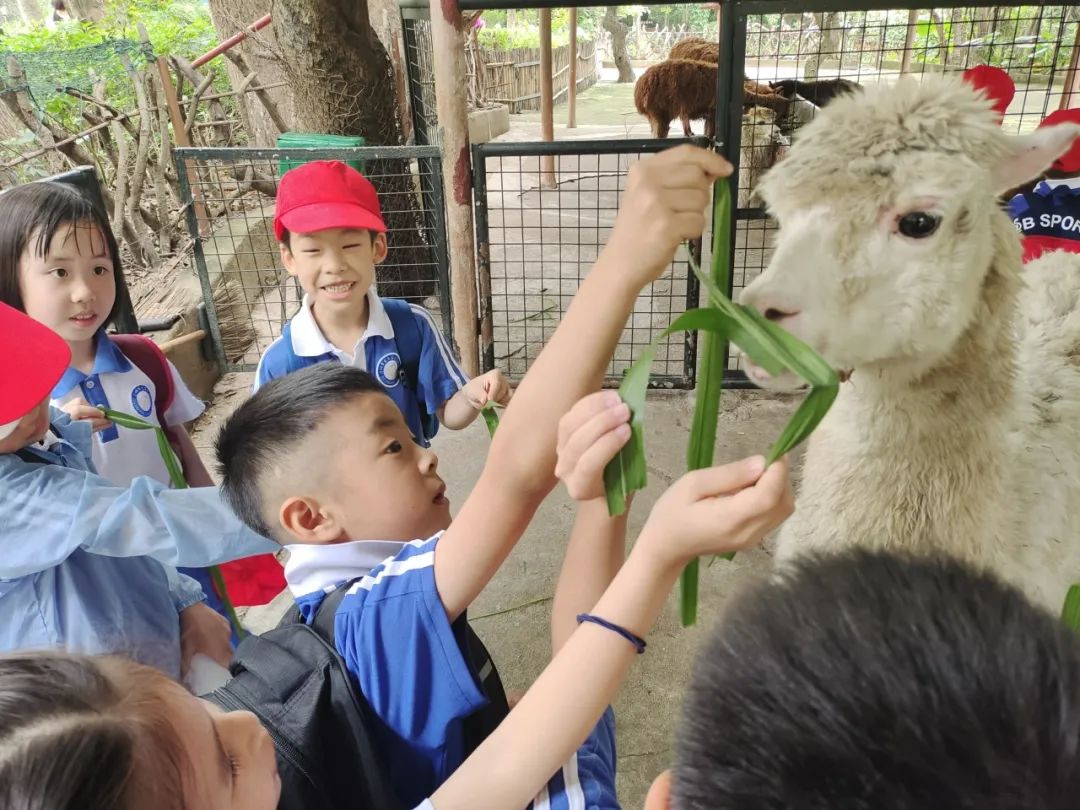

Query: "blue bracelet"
<box><xmin>576</xmin><ymin>613</ymin><xmax>647</xmax><ymax>654</ymax></box>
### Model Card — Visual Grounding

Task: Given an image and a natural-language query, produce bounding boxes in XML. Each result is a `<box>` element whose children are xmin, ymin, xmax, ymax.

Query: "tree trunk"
<box><xmin>207</xmin><ymin>0</ymin><xmax>291</xmax><ymax>147</ymax></box>
<box><xmin>931</xmin><ymin>10</ymin><xmax>949</xmax><ymax>65</ymax></box>
<box><xmin>900</xmin><ymin>9</ymin><xmax>919</xmax><ymax>75</ymax></box>
<box><xmin>804</xmin><ymin>12</ymin><xmax>842</xmax><ymax>79</ymax></box>
<box><xmin>603</xmin><ymin>7</ymin><xmax>634</xmax><ymax>84</ymax></box>
<box><xmin>16</xmin><ymin>0</ymin><xmax>44</xmax><ymax>24</ymax></box>
<box><xmin>66</xmin><ymin>0</ymin><xmax>104</xmax><ymax>22</ymax></box>
<box><xmin>269</xmin><ymin>0</ymin><xmax>435</xmax><ymax>300</ymax></box>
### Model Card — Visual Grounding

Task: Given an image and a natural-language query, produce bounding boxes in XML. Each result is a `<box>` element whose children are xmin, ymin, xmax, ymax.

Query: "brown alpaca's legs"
<box><xmin>704</xmin><ymin>112</ymin><xmax>716</xmax><ymax>140</ymax></box>
<box><xmin>682</xmin><ymin>116</ymin><xmax>694</xmax><ymax>137</ymax></box>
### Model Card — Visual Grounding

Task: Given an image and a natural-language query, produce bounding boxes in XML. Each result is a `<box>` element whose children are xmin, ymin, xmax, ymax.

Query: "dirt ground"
<box><xmin>190</xmin><ymin>373</ymin><xmax>799</xmax><ymax>809</ymax></box>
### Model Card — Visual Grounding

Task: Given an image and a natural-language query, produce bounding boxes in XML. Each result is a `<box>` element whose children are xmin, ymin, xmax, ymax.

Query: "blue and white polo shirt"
<box><xmin>50</xmin><ymin>332</ymin><xmax>205</xmax><ymax>487</ymax></box>
<box><xmin>285</xmin><ymin>535</ymin><xmax>488</xmax><ymax>809</ymax></box>
<box><xmin>254</xmin><ymin>290</ymin><xmax>467</xmax><ymax>446</ymax></box>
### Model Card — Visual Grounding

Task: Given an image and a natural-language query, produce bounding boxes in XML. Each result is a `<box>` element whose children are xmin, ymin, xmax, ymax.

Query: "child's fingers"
<box><xmin>561</xmin><ymin>423</ymin><xmax>631</xmax><ymax>499</ymax></box>
<box><xmin>557</xmin><ymin>391</ymin><xmax>622</xmax><ymax>445</ymax></box>
<box><xmin>661</xmin><ymin>144</ymin><xmax>733</xmax><ymax>179</ymax></box>
<box><xmin>559</xmin><ymin>400</ymin><xmax>629</xmax><ymax>464</ymax></box>
<box><xmin>723</xmin><ymin>458</ymin><xmax>794</xmax><ymax>525</ymax></box>
<box><xmin>683</xmin><ymin>456</ymin><xmax>767</xmax><ymax>500</ymax></box>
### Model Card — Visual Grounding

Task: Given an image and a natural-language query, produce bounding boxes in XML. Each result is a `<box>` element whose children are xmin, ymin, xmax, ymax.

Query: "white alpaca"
<box><xmin>738</xmin><ymin>75</ymin><xmax>1080</xmax><ymax>610</ymax></box>
<box><xmin>738</xmin><ymin>107</ymin><xmax>789</xmax><ymax>209</ymax></box>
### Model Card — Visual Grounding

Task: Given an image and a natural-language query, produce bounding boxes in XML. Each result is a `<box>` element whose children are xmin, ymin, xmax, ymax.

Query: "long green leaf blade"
<box><xmin>1063</xmin><ymin>584</ymin><xmax>1080</xmax><ymax>632</ymax></box>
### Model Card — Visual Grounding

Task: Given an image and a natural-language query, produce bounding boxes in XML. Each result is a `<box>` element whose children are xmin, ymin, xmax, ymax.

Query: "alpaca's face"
<box><xmin>737</xmin><ymin>76</ymin><xmax>1079</xmax><ymax>389</ymax></box>
<box><xmin>740</xmin><ymin>152</ymin><xmax>997</xmax><ymax>387</ymax></box>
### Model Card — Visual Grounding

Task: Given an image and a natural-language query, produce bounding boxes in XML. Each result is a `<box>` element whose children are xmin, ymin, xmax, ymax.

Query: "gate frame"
<box><xmin>472</xmin><ymin>136</ymin><xmax>706</xmax><ymax>389</ymax></box>
<box><xmin>173</xmin><ymin>144</ymin><xmax>452</xmax><ymax>373</ymax></box>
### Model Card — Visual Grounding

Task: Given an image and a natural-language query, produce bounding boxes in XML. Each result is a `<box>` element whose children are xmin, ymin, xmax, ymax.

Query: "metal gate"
<box><xmin>174</xmin><ymin>145</ymin><xmax>452</xmax><ymax>372</ymax></box>
<box><xmin>472</xmin><ymin>137</ymin><xmax>704</xmax><ymax>389</ymax></box>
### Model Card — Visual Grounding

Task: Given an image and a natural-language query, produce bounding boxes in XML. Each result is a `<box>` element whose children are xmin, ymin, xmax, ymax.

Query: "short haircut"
<box><xmin>0</xmin><ymin>180</ymin><xmax>132</xmax><ymax>330</ymax></box>
<box><xmin>673</xmin><ymin>549</ymin><xmax>1080</xmax><ymax>809</ymax></box>
<box><xmin>215</xmin><ymin>364</ymin><xmax>388</xmax><ymax>540</ymax></box>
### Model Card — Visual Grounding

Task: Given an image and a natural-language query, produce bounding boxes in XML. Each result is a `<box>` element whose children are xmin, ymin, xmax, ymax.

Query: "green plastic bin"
<box><xmin>276</xmin><ymin>132</ymin><xmax>366</xmax><ymax>179</ymax></box>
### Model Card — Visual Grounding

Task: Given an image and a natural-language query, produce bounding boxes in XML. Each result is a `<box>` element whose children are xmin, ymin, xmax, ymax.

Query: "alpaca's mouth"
<box><xmin>743</xmin><ymin>357</ymin><xmax>854</xmax><ymax>388</ymax></box>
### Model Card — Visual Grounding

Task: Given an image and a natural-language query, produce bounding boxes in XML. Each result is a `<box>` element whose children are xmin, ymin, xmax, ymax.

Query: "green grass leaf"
<box><xmin>480</xmin><ymin>402</ymin><xmax>502</xmax><ymax>438</ymax></box>
<box><xmin>601</xmin><ymin>177</ymin><xmax>839</xmax><ymax>626</ymax></box>
<box><xmin>1063</xmin><ymin>584</ymin><xmax>1080</xmax><ymax>633</ymax></box>
<box><xmin>101</xmin><ymin>406</ymin><xmax>247</xmax><ymax>640</ymax></box>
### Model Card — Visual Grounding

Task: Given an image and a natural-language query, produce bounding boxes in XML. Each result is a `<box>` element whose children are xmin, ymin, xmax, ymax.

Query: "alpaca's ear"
<box><xmin>991</xmin><ymin>123</ymin><xmax>1080</xmax><ymax>193</ymax></box>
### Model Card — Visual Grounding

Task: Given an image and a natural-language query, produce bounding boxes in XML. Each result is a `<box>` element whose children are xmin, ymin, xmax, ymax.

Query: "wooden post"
<box><xmin>429</xmin><ymin>0</ymin><xmax>480</xmax><ymax>375</ymax></box>
<box><xmin>143</xmin><ymin>24</ymin><xmax>209</xmax><ymax>236</ymax></box>
<box><xmin>568</xmin><ymin>8</ymin><xmax>577</xmax><ymax>128</ymax></box>
<box><xmin>899</xmin><ymin>9</ymin><xmax>919</xmax><ymax>75</ymax></box>
<box><xmin>539</xmin><ymin>8</ymin><xmax>556</xmax><ymax>188</ymax></box>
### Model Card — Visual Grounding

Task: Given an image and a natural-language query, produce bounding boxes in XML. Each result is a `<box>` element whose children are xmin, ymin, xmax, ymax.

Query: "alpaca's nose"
<box><xmin>764</xmin><ymin>307</ymin><xmax>800</xmax><ymax>323</ymax></box>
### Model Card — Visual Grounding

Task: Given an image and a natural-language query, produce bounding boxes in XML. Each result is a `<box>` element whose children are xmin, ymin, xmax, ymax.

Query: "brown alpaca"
<box><xmin>634</xmin><ymin>59</ymin><xmax>718</xmax><ymax>139</ymax></box>
<box><xmin>669</xmin><ymin>36</ymin><xmax>718</xmax><ymax>65</ymax></box>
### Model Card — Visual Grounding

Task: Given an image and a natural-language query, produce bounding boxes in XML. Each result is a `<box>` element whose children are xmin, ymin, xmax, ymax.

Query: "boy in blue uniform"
<box><xmin>255</xmin><ymin>160</ymin><xmax>510</xmax><ymax>446</ymax></box>
<box><xmin>216</xmin><ymin>144</ymin><xmax>736</xmax><ymax>806</ymax></box>
<box><xmin>0</xmin><ymin>302</ymin><xmax>276</xmax><ymax>684</ymax></box>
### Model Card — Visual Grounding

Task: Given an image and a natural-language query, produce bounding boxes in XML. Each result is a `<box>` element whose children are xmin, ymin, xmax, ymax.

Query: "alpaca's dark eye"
<box><xmin>898</xmin><ymin>211</ymin><xmax>941</xmax><ymax>238</ymax></box>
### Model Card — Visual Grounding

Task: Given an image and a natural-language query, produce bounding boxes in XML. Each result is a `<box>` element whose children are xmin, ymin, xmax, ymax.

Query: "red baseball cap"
<box><xmin>0</xmin><ymin>302</ymin><xmax>71</xmax><ymax>440</ymax></box>
<box><xmin>273</xmin><ymin>160</ymin><xmax>387</xmax><ymax>241</ymax></box>
<box><xmin>1037</xmin><ymin>108</ymin><xmax>1080</xmax><ymax>174</ymax></box>
<box><xmin>962</xmin><ymin>65</ymin><xmax>1015</xmax><ymax>119</ymax></box>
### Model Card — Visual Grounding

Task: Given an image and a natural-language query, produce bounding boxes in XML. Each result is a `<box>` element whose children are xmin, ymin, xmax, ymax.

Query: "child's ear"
<box><xmin>279</xmin><ymin>496</ymin><xmax>342</xmax><ymax>544</ymax></box>
<box><xmin>371</xmin><ymin>232</ymin><xmax>388</xmax><ymax>265</ymax></box>
<box><xmin>280</xmin><ymin>242</ymin><xmax>297</xmax><ymax>275</ymax></box>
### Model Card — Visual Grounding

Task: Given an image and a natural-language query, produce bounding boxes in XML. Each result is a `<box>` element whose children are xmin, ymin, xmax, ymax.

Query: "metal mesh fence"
<box><xmin>473</xmin><ymin>138</ymin><xmax>703</xmax><ymax>389</ymax></box>
<box><xmin>174</xmin><ymin>145</ymin><xmax>451</xmax><ymax>373</ymax></box>
<box><xmin>726</xmin><ymin>2</ymin><xmax>1079</xmax><ymax>373</ymax></box>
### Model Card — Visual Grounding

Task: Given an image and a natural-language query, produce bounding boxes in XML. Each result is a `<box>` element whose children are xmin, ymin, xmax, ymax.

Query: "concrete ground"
<box><xmin>191</xmin><ymin>373</ymin><xmax>800</xmax><ymax>808</ymax></box>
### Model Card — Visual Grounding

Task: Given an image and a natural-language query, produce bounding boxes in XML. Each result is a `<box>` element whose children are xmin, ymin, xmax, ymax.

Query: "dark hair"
<box><xmin>673</xmin><ymin>549</ymin><xmax>1080</xmax><ymax>809</ymax></box>
<box><xmin>0</xmin><ymin>652</ymin><xmax>187</xmax><ymax>810</ymax></box>
<box><xmin>216</xmin><ymin>364</ymin><xmax>388</xmax><ymax>540</ymax></box>
<box><xmin>0</xmin><ymin>180</ymin><xmax>132</xmax><ymax>330</ymax></box>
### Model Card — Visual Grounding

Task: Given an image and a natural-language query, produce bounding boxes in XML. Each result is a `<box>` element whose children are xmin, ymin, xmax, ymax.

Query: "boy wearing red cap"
<box><xmin>0</xmin><ymin>302</ymin><xmax>276</xmax><ymax>684</ymax></box>
<box><xmin>1007</xmin><ymin>108</ymin><xmax>1080</xmax><ymax>263</ymax></box>
<box><xmin>257</xmin><ymin>160</ymin><xmax>510</xmax><ymax>447</ymax></box>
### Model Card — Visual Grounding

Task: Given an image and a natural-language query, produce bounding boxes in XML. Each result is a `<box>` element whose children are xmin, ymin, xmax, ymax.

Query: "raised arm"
<box><xmin>0</xmin><ymin>462</ymin><xmax>276</xmax><ymax>579</ymax></box>
<box><xmin>426</xmin><ymin>411</ymin><xmax>794</xmax><ymax>810</ymax></box>
<box><xmin>434</xmin><ymin>145</ymin><xmax>733</xmax><ymax>621</ymax></box>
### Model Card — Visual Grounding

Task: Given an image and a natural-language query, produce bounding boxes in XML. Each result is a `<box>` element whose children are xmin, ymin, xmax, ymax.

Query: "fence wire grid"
<box><xmin>726</xmin><ymin>2</ymin><xmax>1079</xmax><ymax>373</ymax></box>
<box><xmin>174</xmin><ymin>146</ymin><xmax>451</xmax><ymax>373</ymax></box>
<box><xmin>473</xmin><ymin>138</ymin><xmax>704</xmax><ymax>389</ymax></box>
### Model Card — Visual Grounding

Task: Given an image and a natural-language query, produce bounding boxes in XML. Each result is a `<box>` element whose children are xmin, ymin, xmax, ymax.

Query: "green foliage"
<box><xmin>478</xmin><ymin>25</ymin><xmax>592</xmax><ymax>53</ymax></box>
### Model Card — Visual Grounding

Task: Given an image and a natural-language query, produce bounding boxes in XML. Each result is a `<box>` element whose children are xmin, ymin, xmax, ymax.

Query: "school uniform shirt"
<box><xmin>254</xmin><ymin>289</ymin><xmax>468</xmax><ymax>446</ymax></box>
<box><xmin>50</xmin><ymin>332</ymin><xmax>205</xmax><ymax>487</ymax></box>
<box><xmin>285</xmin><ymin>535</ymin><xmax>488</xmax><ymax>808</ymax></box>
<box><xmin>0</xmin><ymin>410</ymin><xmax>277</xmax><ymax>678</ymax></box>
<box><xmin>1008</xmin><ymin>177</ymin><xmax>1080</xmax><ymax>263</ymax></box>
<box><xmin>409</xmin><ymin>709</ymin><xmax>620</xmax><ymax>810</ymax></box>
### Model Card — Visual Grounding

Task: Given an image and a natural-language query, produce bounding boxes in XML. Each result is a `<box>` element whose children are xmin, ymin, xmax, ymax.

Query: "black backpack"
<box><xmin>207</xmin><ymin>583</ymin><xmax>509</xmax><ymax>810</ymax></box>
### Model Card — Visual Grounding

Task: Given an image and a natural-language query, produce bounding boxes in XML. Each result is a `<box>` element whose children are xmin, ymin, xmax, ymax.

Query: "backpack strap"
<box><xmin>381</xmin><ymin>298</ymin><xmax>421</xmax><ymax>392</ymax></box>
<box><xmin>311</xmin><ymin>583</ymin><xmax>352</xmax><ymax>645</ymax></box>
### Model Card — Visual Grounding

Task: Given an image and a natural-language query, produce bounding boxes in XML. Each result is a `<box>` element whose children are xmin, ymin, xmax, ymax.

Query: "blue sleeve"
<box><xmin>1008</xmin><ymin>193</ymin><xmax>1031</xmax><ymax>219</ymax></box>
<box><xmin>410</xmin><ymin>305</ymin><xmax>469</xmax><ymax>414</ymax></box>
<box><xmin>531</xmin><ymin>708</ymin><xmax>620</xmax><ymax>810</ymax></box>
<box><xmin>168</xmin><ymin>568</ymin><xmax>207</xmax><ymax>612</ymax></box>
<box><xmin>334</xmin><ymin>536</ymin><xmax>486</xmax><ymax>754</ymax></box>
<box><xmin>253</xmin><ymin>336</ymin><xmax>290</xmax><ymax>392</ymax></box>
<box><xmin>0</xmin><ymin>459</ymin><xmax>277</xmax><ymax>580</ymax></box>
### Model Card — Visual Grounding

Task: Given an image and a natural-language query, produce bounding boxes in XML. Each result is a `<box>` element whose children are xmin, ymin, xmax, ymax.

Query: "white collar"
<box><xmin>289</xmin><ymin>288</ymin><xmax>395</xmax><ymax>358</ymax></box>
<box><xmin>283</xmin><ymin>538</ymin><xmax>407</xmax><ymax>597</ymax></box>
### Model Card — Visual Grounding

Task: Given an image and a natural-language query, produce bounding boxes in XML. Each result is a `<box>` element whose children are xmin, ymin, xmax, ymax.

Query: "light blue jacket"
<box><xmin>0</xmin><ymin>410</ymin><xmax>276</xmax><ymax>678</ymax></box>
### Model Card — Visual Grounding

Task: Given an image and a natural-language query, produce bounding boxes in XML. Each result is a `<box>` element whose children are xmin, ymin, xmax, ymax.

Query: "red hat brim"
<box><xmin>275</xmin><ymin>201</ymin><xmax>387</xmax><ymax>241</ymax></box>
<box><xmin>0</xmin><ymin>303</ymin><xmax>71</xmax><ymax>427</ymax></box>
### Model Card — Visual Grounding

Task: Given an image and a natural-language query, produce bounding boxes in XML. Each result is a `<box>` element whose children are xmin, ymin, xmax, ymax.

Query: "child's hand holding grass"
<box><xmin>555</xmin><ymin>391</ymin><xmax>632</xmax><ymax>503</ymax></box>
<box><xmin>636</xmin><ymin>455</ymin><xmax>794</xmax><ymax>573</ymax></box>
<box><xmin>61</xmin><ymin>397</ymin><xmax>113</xmax><ymax>433</ymax></box>
<box><xmin>602</xmin><ymin>145</ymin><xmax>732</xmax><ymax>286</ymax></box>
<box><xmin>463</xmin><ymin>369</ymin><xmax>512</xmax><ymax>410</ymax></box>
